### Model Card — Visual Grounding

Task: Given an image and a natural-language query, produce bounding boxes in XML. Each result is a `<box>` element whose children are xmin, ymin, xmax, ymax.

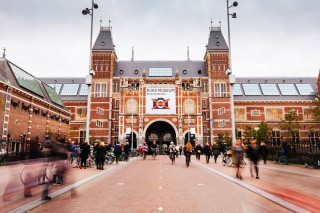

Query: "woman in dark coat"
<box><xmin>80</xmin><ymin>140</ymin><xmax>90</xmax><ymax>169</ymax></box>
<box><xmin>203</xmin><ymin>142</ymin><xmax>212</xmax><ymax>164</ymax></box>
<box><xmin>96</xmin><ymin>142</ymin><xmax>106</xmax><ymax>170</ymax></box>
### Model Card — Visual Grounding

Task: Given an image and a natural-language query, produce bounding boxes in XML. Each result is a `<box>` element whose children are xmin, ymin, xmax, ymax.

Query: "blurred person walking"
<box><xmin>232</xmin><ymin>139</ymin><xmax>245</xmax><ymax>180</ymax></box>
<box><xmin>247</xmin><ymin>139</ymin><xmax>261</xmax><ymax>179</ymax></box>
<box><xmin>96</xmin><ymin>141</ymin><xmax>106</xmax><ymax>170</ymax></box>
<box><xmin>211</xmin><ymin>142</ymin><xmax>220</xmax><ymax>164</ymax></box>
<box><xmin>195</xmin><ymin>144</ymin><xmax>203</xmax><ymax>160</ymax></box>
<box><xmin>260</xmin><ymin>141</ymin><xmax>269</xmax><ymax>164</ymax></box>
<box><xmin>203</xmin><ymin>142</ymin><xmax>212</xmax><ymax>164</ymax></box>
<box><xmin>114</xmin><ymin>142</ymin><xmax>122</xmax><ymax>164</ymax></box>
<box><xmin>124</xmin><ymin>142</ymin><xmax>131</xmax><ymax>161</ymax></box>
<box><xmin>80</xmin><ymin>140</ymin><xmax>90</xmax><ymax>169</ymax></box>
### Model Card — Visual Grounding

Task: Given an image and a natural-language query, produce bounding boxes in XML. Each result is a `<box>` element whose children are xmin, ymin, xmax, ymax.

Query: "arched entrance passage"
<box><xmin>145</xmin><ymin>121</ymin><xmax>176</xmax><ymax>154</ymax></box>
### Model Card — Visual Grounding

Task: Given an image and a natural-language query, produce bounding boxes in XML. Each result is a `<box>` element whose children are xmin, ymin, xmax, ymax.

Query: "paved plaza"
<box><xmin>1</xmin><ymin>155</ymin><xmax>319</xmax><ymax>213</ymax></box>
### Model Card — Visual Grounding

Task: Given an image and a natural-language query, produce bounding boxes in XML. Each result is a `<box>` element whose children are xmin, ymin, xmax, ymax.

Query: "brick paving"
<box><xmin>2</xmin><ymin>155</ymin><xmax>318</xmax><ymax>213</ymax></box>
<box><xmin>26</xmin><ymin>155</ymin><xmax>294</xmax><ymax>213</ymax></box>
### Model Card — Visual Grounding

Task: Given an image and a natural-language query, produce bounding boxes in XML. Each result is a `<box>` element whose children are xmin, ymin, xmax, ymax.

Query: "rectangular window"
<box><xmin>203</xmin><ymin>125</ymin><xmax>208</xmax><ymax>134</ymax></box>
<box><xmin>218</xmin><ymin>107</ymin><xmax>225</xmax><ymax>116</ymax></box>
<box><xmin>202</xmin><ymin>112</ymin><xmax>207</xmax><ymax>120</ymax></box>
<box><xmin>201</xmin><ymin>82</ymin><xmax>208</xmax><ymax>93</ymax></box>
<box><xmin>75</xmin><ymin>108</ymin><xmax>87</xmax><ymax>120</ymax></box>
<box><xmin>96</xmin><ymin>120</ymin><xmax>103</xmax><ymax>127</ymax></box>
<box><xmin>304</xmin><ymin>108</ymin><xmax>314</xmax><ymax>120</ymax></box>
<box><xmin>97</xmin><ymin>107</ymin><xmax>104</xmax><ymax>115</ymax></box>
<box><xmin>94</xmin><ymin>83</ymin><xmax>106</xmax><ymax>98</ymax></box>
<box><xmin>214</xmin><ymin>83</ymin><xmax>227</xmax><ymax>97</ymax></box>
<box><xmin>113</xmin><ymin>82</ymin><xmax>120</xmax><ymax>93</ymax></box>
<box><xmin>149</xmin><ymin>68</ymin><xmax>172</xmax><ymax>77</ymax></box>
<box><xmin>266</xmin><ymin>108</ymin><xmax>283</xmax><ymax>121</ymax></box>
<box><xmin>272</xmin><ymin>130</ymin><xmax>281</xmax><ymax>146</ymax></box>
<box><xmin>79</xmin><ymin>130</ymin><xmax>86</xmax><ymax>144</ymax></box>
<box><xmin>235</xmin><ymin>108</ymin><xmax>246</xmax><ymax>121</ymax></box>
<box><xmin>114</xmin><ymin>125</ymin><xmax>119</xmax><ymax>133</ymax></box>
<box><xmin>251</xmin><ymin>109</ymin><xmax>260</xmax><ymax>116</ymax></box>
<box><xmin>218</xmin><ymin>120</ymin><xmax>225</xmax><ymax>127</ymax></box>
<box><xmin>201</xmin><ymin>99</ymin><xmax>207</xmax><ymax>109</ymax></box>
<box><xmin>115</xmin><ymin>99</ymin><xmax>120</xmax><ymax>109</ymax></box>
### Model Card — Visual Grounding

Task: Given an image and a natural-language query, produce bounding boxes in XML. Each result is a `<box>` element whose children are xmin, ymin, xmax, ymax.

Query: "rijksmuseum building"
<box><xmin>2</xmin><ymin>24</ymin><xmax>319</xmax><ymax>151</ymax></box>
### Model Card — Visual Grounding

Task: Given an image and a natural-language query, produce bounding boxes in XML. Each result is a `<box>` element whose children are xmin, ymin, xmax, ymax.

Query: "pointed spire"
<box><xmin>187</xmin><ymin>46</ymin><xmax>190</xmax><ymax>61</ymax></box>
<box><xmin>2</xmin><ymin>47</ymin><xmax>6</xmax><ymax>58</ymax></box>
<box><xmin>108</xmin><ymin>19</ymin><xmax>111</xmax><ymax>29</ymax></box>
<box><xmin>100</xmin><ymin>19</ymin><xmax>102</xmax><ymax>29</ymax></box>
<box><xmin>131</xmin><ymin>46</ymin><xmax>134</xmax><ymax>62</ymax></box>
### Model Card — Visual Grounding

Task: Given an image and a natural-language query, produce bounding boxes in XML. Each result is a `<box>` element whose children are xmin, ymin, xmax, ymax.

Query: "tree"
<box><xmin>243</xmin><ymin>126</ymin><xmax>254</xmax><ymax>144</ymax></box>
<box><xmin>215</xmin><ymin>132</ymin><xmax>232</xmax><ymax>147</ymax></box>
<box><xmin>279</xmin><ymin>109</ymin><xmax>300</xmax><ymax>141</ymax></box>
<box><xmin>256</xmin><ymin>121</ymin><xmax>272</xmax><ymax>144</ymax></box>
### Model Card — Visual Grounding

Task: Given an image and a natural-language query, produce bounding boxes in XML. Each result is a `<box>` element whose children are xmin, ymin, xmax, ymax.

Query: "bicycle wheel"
<box><xmin>279</xmin><ymin>156</ymin><xmax>285</xmax><ymax>165</ymax></box>
<box><xmin>222</xmin><ymin>156</ymin><xmax>226</xmax><ymax>166</ymax></box>
<box><xmin>227</xmin><ymin>157</ymin><xmax>233</xmax><ymax>167</ymax></box>
<box><xmin>312</xmin><ymin>159</ymin><xmax>319</xmax><ymax>169</ymax></box>
<box><xmin>20</xmin><ymin>165</ymin><xmax>38</xmax><ymax>185</ymax></box>
<box><xmin>71</xmin><ymin>157</ymin><xmax>80</xmax><ymax>168</ymax></box>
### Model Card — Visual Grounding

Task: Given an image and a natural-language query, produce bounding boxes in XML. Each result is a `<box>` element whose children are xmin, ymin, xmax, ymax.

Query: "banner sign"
<box><xmin>146</xmin><ymin>87</ymin><xmax>176</xmax><ymax>114</ymax></box>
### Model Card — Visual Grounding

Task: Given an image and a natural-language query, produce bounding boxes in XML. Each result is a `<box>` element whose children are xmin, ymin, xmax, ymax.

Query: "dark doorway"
<box><xmin>184</xmin><ymin>132</ymin><xmax>195</xmax><ymax>147</ymax></box>
<box><xmin>126</xmin><ymin>132</ymin><xmax>137</xmax><ymax>149</ymax></box>
<box><xmin>146</xmin><ymin>121</ymin><xmax>176</xmax><ymax>154</ymax></box>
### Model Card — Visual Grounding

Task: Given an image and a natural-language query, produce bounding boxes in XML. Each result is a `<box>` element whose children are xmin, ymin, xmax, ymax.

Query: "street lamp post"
<box><xmin>226</xmin><ymin>0</ymin><xmax>238</xmax><ymax>144</ymax></box>
<box><xmin>131</xmin><ymin>84</ymin><xmax>134</xmax><ymax>150</ymax></box>
<box><xmin>82</xmin><ymin>1</ymin><xmax>98</xmax><ymax>144</ymax></box>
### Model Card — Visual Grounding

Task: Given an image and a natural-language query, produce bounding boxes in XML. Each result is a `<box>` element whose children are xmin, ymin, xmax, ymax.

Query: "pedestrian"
<box><xmin>179</xmin><ymin>146</ymin><xmax>182</xmax><ymax>156</ymax></box>
<box><xmin>124</xmin><ymin>142</ymin><xmax>131</xmax><ymax>161</ymax></box>
<box><xmin>247</xmin><ymin>139</ymin><xmax>260</xmax><ymax>179</ymax></box>
<box><xmin>66</xmin><ymin>139</ymin><xmax>72</xmax><ymax>164</ymax></box>
<box><xmin>195</xmin><ymin>144</ymin><xmax>203</xmax><ymax>160</ymax></box>
<box><xmin>281</xmin><ymin>142</ymin><xmax>289</xmax><ymax>165</ymax></box>
<box><xmin>114</xmin><ymin>142</ymin><xmax>122</xmax><ymax>164</ymax></box>
<box><xmin>211</xmin><ymin>142</ymin><xmax>219</xmax><ymax>163</ymax></box>
<box><xmin>260</xmin><ymin>141</ymin><xmax>269</xmax><ymax>164</ymax></box>
<box><xmin>96</xmin><ymin>141</ymin><xmax>106</xmax><ymax>170</ymax></box>
<box><xmin>203</xmin><ymin>142</ymin><xmax>211</xmax><ymax>164</ymax></box>
<box><xmin>80</xmin><ymin>140</ymin><xmax>90</xmax><ymax>169</ymax></box>
<box><xmin>232</xmin><ymin>139</ymin><xmax>244</xmax><ymax>180</ymax></box>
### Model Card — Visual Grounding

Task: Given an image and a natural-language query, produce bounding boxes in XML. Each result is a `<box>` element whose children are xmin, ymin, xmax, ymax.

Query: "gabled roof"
<box><xmin>92</xmin><ymin>27</ymin><xmax>115</xmax><ymax>51</ymax></box>
<box><xmin>206</xmin><ymin>27</ymin><xmax>229</xmax><ymax>51</ymax></box>
<box><xmin>0</xmin><ymin>57</ymin><xmax>67</xmax><ymax>109</ymax></box>
<box><xmin>114</xmin><ymin>61</ymin><xmax>207</xmax><ymax>78</ymax></box>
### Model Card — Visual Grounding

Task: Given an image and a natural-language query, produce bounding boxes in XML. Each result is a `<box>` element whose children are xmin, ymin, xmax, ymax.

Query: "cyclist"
<box><xmin>151</xmin><ymin>141</ymin><xmax>159</xmax><ymax>159</ymax></box>
<box><xmin>168</xmin><ymin>141</ymin><xmax>177</xmax><ymax>161</ymax></box>
<box><xmin>184</xmin><ymin>142</ymin><xmax>193</xmax><ymax>166</ymax></box>
<box><xmin>142</xmin><ymin>141</ymin><xmax>149</xmax><ymax>160</ymax></box>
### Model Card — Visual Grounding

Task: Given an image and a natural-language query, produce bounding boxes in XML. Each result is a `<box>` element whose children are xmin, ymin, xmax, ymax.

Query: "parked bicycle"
<box><xmin>273</xmin><ymin>151</ymin><xmax>285</xmax><ymax>164</ymax></box>
<box><xmin>304</xmin><ymin>152</ymin><xmax>320</xmax><ymax>169</ymax></box>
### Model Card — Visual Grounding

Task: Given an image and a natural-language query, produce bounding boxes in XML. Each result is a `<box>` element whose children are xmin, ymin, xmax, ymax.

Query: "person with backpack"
<box><xmin>203</xmin><ymin>142</ymin><xmax>212</xmax><ymax>164</ymax></box>
<box><xmin>114</xmin><ymin>142</ymin><xmax>122</xmax><ymax>164</ymax></box>
<box><xmin>247</xmin><ymin>139</ymin><xmax>261</xmax><ymax>179</ymax></box>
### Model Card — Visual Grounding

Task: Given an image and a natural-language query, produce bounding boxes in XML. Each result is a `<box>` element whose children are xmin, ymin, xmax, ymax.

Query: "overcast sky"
<box><xmin>0</xmin><ymin>0</ymin><xmax>319</xmax><ymax>78</ymax></box>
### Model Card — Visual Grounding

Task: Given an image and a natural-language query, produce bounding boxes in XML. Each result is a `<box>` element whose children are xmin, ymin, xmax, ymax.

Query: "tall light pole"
<box><xmin>187</xmin><ymin>81</ymin><xmax>190</xmax><ymax>143</ymax></box>
<box><xmin>226</xmin><ymin>0</ymin><xmax>238</xmax><ymax>144</ymax></box>
<box><xmin>82</xmin><ymin>1</ymin><xmax>98</xmax><ymax>144</ymax></box>
<box><xmin>131</xmin><ymin>84</ymin><xmax>134</xmax><ymax>150</ymax></box>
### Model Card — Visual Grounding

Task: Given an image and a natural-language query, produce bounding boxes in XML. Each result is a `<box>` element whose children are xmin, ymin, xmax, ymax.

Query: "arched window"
<box><xmin>184</xmin><ymin>99</ymin><xmax>195</xmax><ymax>114</ymax></box>
<box><xmin>126</xmin><ymin>99</ymin><xmax>137</xmax><ymax>114</ymax></box>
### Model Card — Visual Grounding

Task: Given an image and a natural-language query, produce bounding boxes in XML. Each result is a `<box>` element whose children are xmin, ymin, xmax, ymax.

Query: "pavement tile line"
<box><xmin>191</xmin><ymin>160</ymin><xmax>311</xmax><ymax>213</ymax></box>
<box><xmin>8</xmin><ymin>159</ymin><xmax>137</xmax><ymax>213</ymax></box>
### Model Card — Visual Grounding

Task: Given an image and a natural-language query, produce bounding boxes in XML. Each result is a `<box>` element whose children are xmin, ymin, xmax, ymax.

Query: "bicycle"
<box><xmin>273</xmin><ymin>151</ymin><xmax>285</xmax><ymax>164</ymax></box>
<box><xmin>169</xmin><ymin>151</ymin><xmax>176</xmax><ymax>164</ymax></box>
<box><xmin>304</xmin><ymin>152</ymin><xmax>320</xmax><ymax>169</ymax></box>
<box><xmin>222</xmin><ymin>152</ymin><xmax>232</xmax><ymax>167</ymax></box>
<box><xmin>105</xmin><ymin>151</ymin><xmax>115</xmax><ymax>165</ymax></box>
<box><xmin>151</xmin><ymin>148</ymin><xmax>157</xmax><ymax>160</ymax></box>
